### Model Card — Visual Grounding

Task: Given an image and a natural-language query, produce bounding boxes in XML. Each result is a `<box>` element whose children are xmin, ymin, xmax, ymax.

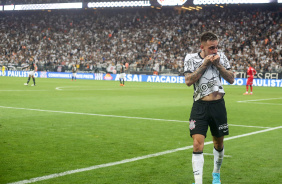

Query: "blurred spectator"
<box><xmin>0</xmin><ymin>6</ymin><xmax>281</xmax><ymax>74</ymax></box>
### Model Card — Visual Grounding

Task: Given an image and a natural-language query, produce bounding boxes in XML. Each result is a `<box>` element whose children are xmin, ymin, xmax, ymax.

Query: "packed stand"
<box><xmin>0</xmin><ymin>0</ymin><xmax>82</xmax><ymax>5</ymax></box>
<box><xmin>0</xmin><ymin>6</ymin><xmax>281</xmax><ymax>74</ymax></box>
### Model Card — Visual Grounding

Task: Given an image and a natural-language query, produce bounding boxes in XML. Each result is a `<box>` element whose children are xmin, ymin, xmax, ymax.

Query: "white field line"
<box><xmin>237</xmin><ymin>98</ymin><xmax>282</xmax><ymax>106</ymax></box>
<box><xmin>238</xmin><ymin>102</ymin><xmax>282</xmax><ymax>106</ymax></box>
<box><xmin>237</xmin><ymin>98</ymin><xmax>282</xmax><ymax>102</ymax></box>
<box><xmin>227</xmin><ymin>124</ymin><xmax>271</xmax><ymax>129</ymax></box>
<box><xmin>203</xmin><ymin>153</ymin><xmax>231</xmax><ymax>157</ymax></box>
<box><xmin>0</xmin><ymin>105</ymin><xmax>270</xmax><ymax>129</ymax></box>
<box><xmin>55</xmin><ymin>86</ymin><xmax>116</xmax><ymax>91</ymax></box>
<box><xmin>55</xmin><ymin>86</ymin><xmax>187</xmax><ymax>91</ymax></box>
<box><xmin>8</xmin><ymin>126</ymin><xmax>282</xmax><ymax>184</ymax></box>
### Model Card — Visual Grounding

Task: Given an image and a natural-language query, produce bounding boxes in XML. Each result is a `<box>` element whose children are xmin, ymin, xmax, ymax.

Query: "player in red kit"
<box><xmin>243</xmin><ymin>63</ymin><xmax>257</xmax><ymax>95</ymax></box>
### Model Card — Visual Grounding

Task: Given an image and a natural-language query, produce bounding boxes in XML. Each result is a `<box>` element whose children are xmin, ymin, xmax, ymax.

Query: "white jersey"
<box><xmin>119</xmin><ymin>65</ymin><xmax>125</xmax><ymax>79</ymax></box>
<box><xmin>184</xmin><ymin>52</ymin><xmax>231</xmax><ymax>101</ymax></box>
<box><xmin>72</xmin><ymin>66</ymin><xmax>77</xmax><ymax>73</ymax></box>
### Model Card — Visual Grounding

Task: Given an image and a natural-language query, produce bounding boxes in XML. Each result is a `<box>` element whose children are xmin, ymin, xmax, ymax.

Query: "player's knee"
<box><xmin>213</xmin><ymin>137</ymin><xmax>224</xmax><ymax>150</ymax></box>
<box><xmin>193</xmin><ymin>138</ymin><xmax>205</xmax><ymax>152</ymax></box>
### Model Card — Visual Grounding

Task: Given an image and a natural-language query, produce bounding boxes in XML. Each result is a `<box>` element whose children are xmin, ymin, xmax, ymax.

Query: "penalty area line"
<box><xmin>7</xmin><ymin>126</ymin><xmax>282</xmax><ymax>184</ymax></box>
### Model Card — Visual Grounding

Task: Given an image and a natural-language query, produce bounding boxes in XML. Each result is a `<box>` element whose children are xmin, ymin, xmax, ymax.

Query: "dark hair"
<box><xmin>200</xmin><ymin>32</ymin><xmax>218</xmax><ymax>43</ymax></box>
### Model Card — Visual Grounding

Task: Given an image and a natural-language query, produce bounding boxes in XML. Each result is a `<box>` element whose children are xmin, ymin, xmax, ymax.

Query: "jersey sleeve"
<box><xmin>219</xmin><ymin>52</ymin><xmax>231</xmax><ymax>70</ymax></box>
<box><xmin>184</xmin><ymin>54</ymin><xmax>194</xmax><ymax>73</ymax></box>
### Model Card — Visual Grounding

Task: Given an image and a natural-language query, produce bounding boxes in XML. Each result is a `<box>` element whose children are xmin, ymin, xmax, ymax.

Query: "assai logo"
<box><xmin>104</xmin><ymin>73</ymin><xmax>113</xmax><ymax>80</ymax></box>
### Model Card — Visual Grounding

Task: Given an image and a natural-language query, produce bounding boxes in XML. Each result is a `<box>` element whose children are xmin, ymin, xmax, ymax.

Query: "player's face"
<box><xmin>201</xmin><ymin>40</ymin><xmax>219</xmax><ymax>57</ymax></box>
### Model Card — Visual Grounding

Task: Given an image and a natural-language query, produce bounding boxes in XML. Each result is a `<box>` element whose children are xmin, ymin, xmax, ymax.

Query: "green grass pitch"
<box><xmin>0</xmin><ymin>77</ymin><xmax>281</xmax><ymax>184</ymax></box>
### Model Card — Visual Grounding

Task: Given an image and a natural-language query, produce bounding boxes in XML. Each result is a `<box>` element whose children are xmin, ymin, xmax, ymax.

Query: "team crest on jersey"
<box><xmin>189</xmin><ymin>120</ymin><xmax>196</xmax><ymax>130</ymax></box>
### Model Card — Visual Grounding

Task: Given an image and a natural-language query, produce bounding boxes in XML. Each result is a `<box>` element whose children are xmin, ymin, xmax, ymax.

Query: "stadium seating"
<box><xmin>0</xmin><ymin>6</ymin><xmax>281</xmax><ymax>74</ymax></box>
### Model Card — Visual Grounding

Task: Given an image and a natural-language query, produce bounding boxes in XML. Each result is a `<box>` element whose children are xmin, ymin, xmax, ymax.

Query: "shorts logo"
<box><xmin>219</xmin><ymin>123</ymin><xmax>228</xmax><ymax>130</ymax></box>
<box><xmin>189</xmin><ymin>120</ymin><xmax>196</xmax><ymax>130</ymax></box>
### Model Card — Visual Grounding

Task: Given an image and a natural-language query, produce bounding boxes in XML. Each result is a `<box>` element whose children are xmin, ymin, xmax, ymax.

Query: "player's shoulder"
<box><xmin>218</xmin><ymin>51</ymin><xmax>229</xmax><ymax>62</ymax></box>
<box><xmin>184</xmin><ymin>52</ymin><xmax>199</xmax><ymax>62</ymax></box>
<box><xmin>218</xmin><ymin>51</ymin><xmax>227</xmax><ymax>58</ymax></box>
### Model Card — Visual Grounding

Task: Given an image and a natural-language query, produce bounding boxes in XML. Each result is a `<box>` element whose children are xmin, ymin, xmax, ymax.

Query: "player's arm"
<box><xmin>211</xmin><ymin>55</ymin><xmax>234</xmax><ymax>84</ymax></box>
<box><xmin>247</xmin><ymin>69</ymin><xmax>250</xmax><ymax>78</ymax></box>
<box><xmin>22</xmin><ymin>65</ymin><xmax>30</xmax><ymax>70</ymax></box>
<box><xmin>185</xmin><ymin>67</ymin><xmax>206</xmax><ymax>87</ymax></box>
<box><xmin>185</xmin><ymin>56</ymin><xmax>212</xmax><ymax>87</ymax></box>
<box><xmin>34</xmin><ymin>63</ymin><xmax>38</xmax><ymax>71</ymax></box>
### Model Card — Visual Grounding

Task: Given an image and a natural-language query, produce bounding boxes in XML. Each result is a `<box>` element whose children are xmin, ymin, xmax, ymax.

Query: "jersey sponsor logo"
<box><xmin>189</xmin><ymin>120</ymin><xmax>196</xmax><ymax>130</ymax></box>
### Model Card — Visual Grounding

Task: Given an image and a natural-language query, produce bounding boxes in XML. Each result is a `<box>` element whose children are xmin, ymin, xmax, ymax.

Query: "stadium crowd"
<box><xmin>0</xmin><ymin>0</ymin><xmax>80</xmax><ymax>5</ymax></box>
<box><xmin>0</xmin><ymin>6</ymin><xmax>281</xmax><ymax>74</ymax></box>
<box><xmin>0</xmin><ymin>0</ymin><xmax>126</xmax><ymax>5</ymax></box>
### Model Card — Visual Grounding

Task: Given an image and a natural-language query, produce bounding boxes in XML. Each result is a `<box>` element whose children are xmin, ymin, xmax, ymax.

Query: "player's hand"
<box><xmin>203</xmin><ymin>55</ymin><xmax>213</xmax><ymax>66</ymax></box>
<box><xmin>211</xmin><ymin>54</ymin><xmax>220</xmax><ymax>67</ymax></box>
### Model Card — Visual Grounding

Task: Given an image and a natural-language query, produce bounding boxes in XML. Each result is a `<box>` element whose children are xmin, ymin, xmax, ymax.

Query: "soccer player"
<box><xmin>2</xmin><ymin>65</ymin><xmax>5</xmax><ymax>76</ymax></box>
<box><xmin>71</xmin><ymin>64</ymin><xmax>77</xmax><ymax>81</ymax></box>
<box><xmin>243</xmin><ymin>63</ymin><xmax>257</xmax><ymax>95</ymax></box>
<box><xmin>184</xmin><ymin>32</ymin><xmax>234</xmax><ymax>184</ymax></box>
<box><xmin>24</xmin><ymin>57</ymin><xmax>37</xmax><ymax>86</ymax></box>
<box><xmin>119</xmin><ymin>62</ymin><xmax>126</xmax><ymax>86</ymax></box>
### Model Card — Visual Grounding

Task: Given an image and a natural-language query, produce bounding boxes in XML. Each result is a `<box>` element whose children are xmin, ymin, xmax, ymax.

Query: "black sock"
<box><xmin>27</xmin><ymin>77</ymin><xmax>30</xmax><ymax>84</ymax></box>
<box><xmin>33</xmin><ymin>78</ymin><xmax>35</xmax><ymax>85</ymax></box>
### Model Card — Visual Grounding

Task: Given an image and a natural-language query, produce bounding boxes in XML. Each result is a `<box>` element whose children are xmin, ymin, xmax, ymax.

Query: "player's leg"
<box><xmin>26</xmin><ymin>75</ymin><xmax>31</xmax><ymax>85</ymax></box>
<box><xmin>244</xmin><ymin>79</ymin><xmax>251</xmax><ymax>95</ymax></box>
<box><xmin>119</xmin><ymin>77</ymin><xmax>122</xmax><ymax>86</ymax></box>
<box><xmin>192</xmin><ymin>134</ymin><xmax>205</xmax><ymax>184</ymax></box>
<box><xmin>121</xmin><ymin>73</ymin><xmax>125</xmax><ymax>86</ymax></box>
<box><xmin>250</xmin><ymin>78</ymin><xmax>253</xmax><ymax>94</ymax></box>
<box><xmin>212</xmin><ymin>136</ymin><xmax>224</xmax><ymax>184</ymax></box>
<box><xmin>120</xmin><ymin>73</ymin><xmax>125</xmax><ymax>86</ymax></box>
<box><xmin>32</xmin><ymin>76</ymin><xmax>36</xmax><ymax>86</ymax></box>
<box><xmin>209</xmin><ymin>99</ymin><xmax>228</xmax><ymax>184</ymax></box>
<box><xmin>189</xmin><ymin>101</ymin><xmax>208</xmax><ymax>184</ymax></box>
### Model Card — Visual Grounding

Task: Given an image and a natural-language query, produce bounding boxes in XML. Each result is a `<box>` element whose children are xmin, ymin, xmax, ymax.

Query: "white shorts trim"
<box><xmin>29</xmin><ymin>71</ymin><xmax>35</xmax><ymax>77</ymax></box>
<box><xmin>119</xmin><ymin>73</ymin><xmax>125</xmax><ymax>79</ymax></box>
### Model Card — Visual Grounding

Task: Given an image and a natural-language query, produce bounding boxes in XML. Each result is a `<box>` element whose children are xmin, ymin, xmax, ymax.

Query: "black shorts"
<box><xmin>189</xmin><ymin>98</ymin><xmax>229</xmax><ymax>138</ymax></box>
